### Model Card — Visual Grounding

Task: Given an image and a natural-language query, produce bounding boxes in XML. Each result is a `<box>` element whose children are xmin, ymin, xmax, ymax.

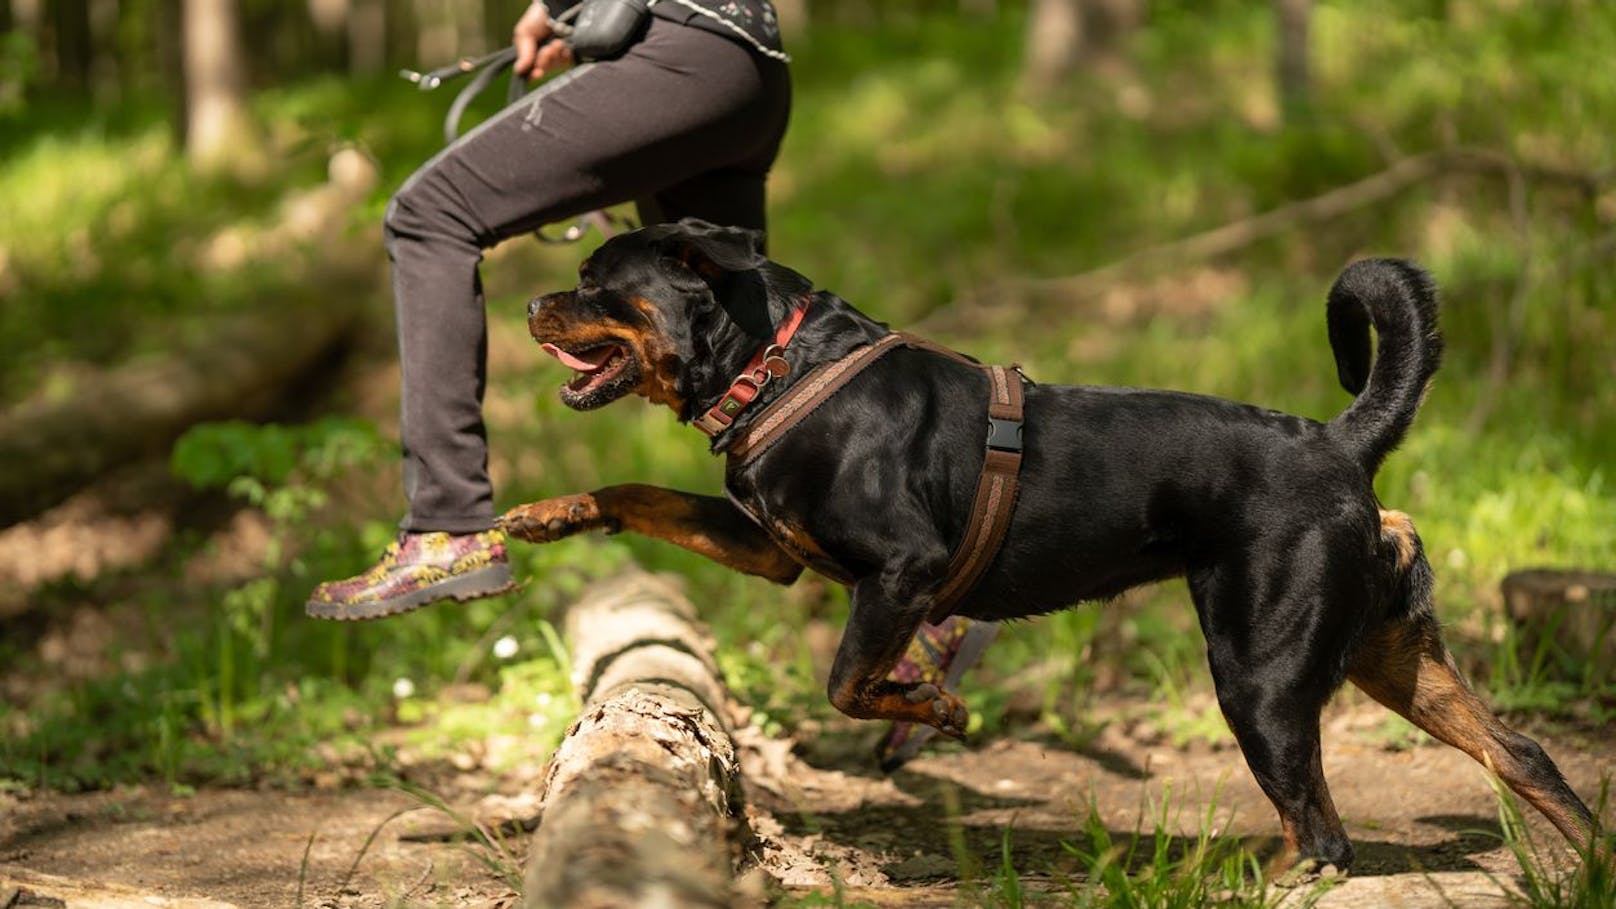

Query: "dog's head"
<box><xmin>526</xmin><ymin>218</ymin><xmax>813</xmax><ymax>419</ymax></box>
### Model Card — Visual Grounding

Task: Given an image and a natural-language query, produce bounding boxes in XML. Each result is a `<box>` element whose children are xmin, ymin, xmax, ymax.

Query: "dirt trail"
<box><xmin>2</xmin><ymin>701</ymin><xmax>1609</xmax><ymax>908</ymax></box>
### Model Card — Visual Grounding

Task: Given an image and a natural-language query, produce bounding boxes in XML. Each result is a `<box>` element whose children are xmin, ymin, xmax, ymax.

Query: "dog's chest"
<box><xmin>723</xmin><ymin>477</ymin><xmax>856</xmax><ymax>584</ymax></box>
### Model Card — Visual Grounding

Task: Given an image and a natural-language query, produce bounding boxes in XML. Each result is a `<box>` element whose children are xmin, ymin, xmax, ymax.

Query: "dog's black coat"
<box><xmin>503</xmin><ymin>219</ymin><xmax>1596</xmax><ymax>871</ymax></box>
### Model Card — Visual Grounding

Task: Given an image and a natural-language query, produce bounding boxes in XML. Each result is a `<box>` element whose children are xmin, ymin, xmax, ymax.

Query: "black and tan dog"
<box><xmin>500</xmin><ymin>219</ymin><xmax>1596</xmax><ymax>871</ymax></box>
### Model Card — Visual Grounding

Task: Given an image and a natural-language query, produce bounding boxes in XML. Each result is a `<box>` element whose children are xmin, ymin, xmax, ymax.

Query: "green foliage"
<box><xmin>0</xmin><ymin>29</ymin><xmax>38</xmax><ymax>116</ymax></box>
<box><xmin>1056</xmin><ymin>787</ymin><xmax>1331</xmax><ymax>909</ymax></box>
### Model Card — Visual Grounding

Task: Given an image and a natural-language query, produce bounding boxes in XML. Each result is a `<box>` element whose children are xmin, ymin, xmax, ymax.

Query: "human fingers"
<box><xmin>535</xmin><ymin>39</ymin><xmax>574</xmax><ymax>75</ymax></box>
<box><xmin>512</xmin><ymin>3</ymin><xmax>553</xmax><ymax>77</ymax></box>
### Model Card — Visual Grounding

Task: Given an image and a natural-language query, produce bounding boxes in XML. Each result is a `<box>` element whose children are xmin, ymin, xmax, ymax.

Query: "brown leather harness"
<box><xmin>714</xmin><ymin>326</ymin><xmax>1027</xmax><ymax>622</ymax></box>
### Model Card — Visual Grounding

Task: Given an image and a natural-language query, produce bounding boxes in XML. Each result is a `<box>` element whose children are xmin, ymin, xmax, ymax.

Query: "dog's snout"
<box><xmin>527</xmin><ymin>296</ymin><xmax>546</xmax><ymax>318</ymax></box>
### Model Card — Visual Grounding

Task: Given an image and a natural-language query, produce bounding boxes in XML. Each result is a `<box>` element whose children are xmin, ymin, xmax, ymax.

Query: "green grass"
<box><xmin>1490</xmin><ymin>776</ymin><xmax>1614</xmax><ymax>909</ymax></box>
<box><xmin>3</xmin><ymin>0</ymin><xmax>1613</xmax><ymax>808</ymax></box>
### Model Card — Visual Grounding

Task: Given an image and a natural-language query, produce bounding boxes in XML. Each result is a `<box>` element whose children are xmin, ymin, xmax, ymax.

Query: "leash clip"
<box><xmin>741</xmin><ymin>345</ymin><xmax>791</xmax><ymax>389</ymax></box>
<box><xmin>759</xmin><ymin>345</ymin><xmax>792</xmax><ymax>381</ymax></box>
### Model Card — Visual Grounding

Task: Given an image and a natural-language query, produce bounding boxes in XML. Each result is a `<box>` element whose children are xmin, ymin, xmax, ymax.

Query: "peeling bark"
<box><xmin>524</xmin><ymin>571</ymin><xmax>747</xmax><ymax>909</ymax></box>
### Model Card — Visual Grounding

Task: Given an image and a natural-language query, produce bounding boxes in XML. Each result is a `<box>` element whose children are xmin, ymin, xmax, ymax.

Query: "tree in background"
<box><xmin>182</xmin><ymin>0</ymin><xmax>261</xmax><ymax>174</ymax></box>
<box><xmin>1020</xmin><ymin>0</ymin><xmax>1080</xmax><ymax>96</ymax></box>
<box><xmin>1020</xmin><ymin>0</ymin><xmax>1144</xmax><ymax>97</ymax></box>
<box><xmin>1274</xmin><ymin>0</ymin><xmax>1312</xmax><ymax>124</ymax></box>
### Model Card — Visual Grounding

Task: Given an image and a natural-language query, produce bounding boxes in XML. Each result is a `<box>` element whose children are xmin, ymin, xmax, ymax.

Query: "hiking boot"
<box><xmin>306</xmin><ymin>530</ymin><xmax>516</xmax><ymax>621</ymax></box>
<box><xmin>876</xmin><ymin>616</ymin><xmax>1000</xmax><ymax>773</ymax></box>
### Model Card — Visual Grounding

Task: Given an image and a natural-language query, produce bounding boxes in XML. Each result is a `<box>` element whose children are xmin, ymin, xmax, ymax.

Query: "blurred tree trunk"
<box><xmin>1081</xmin><ymin>0</ymin><xmax>1142</xmax><ymax>75</ymax></box>
<box><xmin>11</xmin><ymin>0</ymin><xmax>41</xmax><ymax>42</ymax></box>
<box><xmin>415</xmin><ymin>0</ymin><xmax>454</xmax><ymax>65</ymax></box>
<box><xmin>774</xmin><ymin>0</ymin><xmax>806</xmax><ymax>37</ymax></box>
<box><xmin>348</xmin><ymin>0</ymin><xmax>385</xmax><ymax>73</ymax></box>
<box><xmin>51</xmin><ymin>0</ymin><xmax>93</xmax><ymax>88</ymax></box>
<box><xmin>961</xmin><ymin>0</ymin><xmax>997</xmax><ymax>16</ymax></box>
<box><xmin>88</xmin><ymin>0</ymin><xmax>118</xmax><ymax>98</ymax></box>
<box><xmin>182</xmin><ymin>0</ymin><xmax>260</xmax><ymax>173</ymax></box>
<box><xmin>1021</xmin><ymin>0</ymin><xmax>1143</xmax><ymax>96</ymax></box>
<box><xmin>1020</xmin><ymin>0</ymin><xmax>1080</xmax><ymax>97</ymax></box>
<box><xmin>1274</xmin><ymin>0</ymin><xmax>1311</xmax><ymax>124</ymax></box>
<box><xmin>456</xmin><ymin>0</ymin><xmax>484</xmax><ymax>53</ymax></box>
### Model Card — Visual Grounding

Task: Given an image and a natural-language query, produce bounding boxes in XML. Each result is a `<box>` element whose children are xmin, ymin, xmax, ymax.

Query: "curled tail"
<box><xmin>1325</xmin><ymin>258</ymin><xmax>1444</xmax><ymax>477</ymax></box>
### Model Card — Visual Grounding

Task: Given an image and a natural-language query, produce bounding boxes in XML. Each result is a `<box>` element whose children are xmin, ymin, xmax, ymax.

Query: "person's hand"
<box><xmin>513</xmin><ymin>2</ymin><xmax>575</xmax><ymax>79</ymax></box>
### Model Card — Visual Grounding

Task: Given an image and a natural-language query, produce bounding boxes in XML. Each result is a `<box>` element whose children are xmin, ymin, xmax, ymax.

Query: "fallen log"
<box><xmin>0</xmin><ymin>865</ymin><xmax>238</xmax><ymax>909</ymax></box>
<box><xmin>524</xmin><ymin>570</ymin><xmax>746</xmax><ymax>909</ymax></box>
<box><xmin>0</xmin><ymin>150</ymin><xmax>384</xmax><ymax>528</ymax></box>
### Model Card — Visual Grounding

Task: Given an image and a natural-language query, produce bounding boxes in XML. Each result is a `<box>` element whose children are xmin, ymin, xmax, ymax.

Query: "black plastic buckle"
<box><xmin>986</xmin><ymin>417</ymin><xmax>1023</xmax><ymax>453</ymax></box>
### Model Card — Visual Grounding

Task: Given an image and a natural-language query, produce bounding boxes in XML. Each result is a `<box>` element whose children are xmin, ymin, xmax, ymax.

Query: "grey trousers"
<box><xmin>383</xmin><ymin>18</ymin><xmax>791</xmax><ymax>533</ymax></box>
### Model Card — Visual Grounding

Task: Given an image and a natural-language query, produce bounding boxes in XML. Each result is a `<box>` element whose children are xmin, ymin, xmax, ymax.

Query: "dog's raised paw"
<box><xmin>498</xmin><ymin>496</ymin><xmax>598</xmax><ymax>543</ymax></box>
<box><xmin>929</xmin><ymin>694</ymin><xmax>970</xmax><ymax>740</ymax></box>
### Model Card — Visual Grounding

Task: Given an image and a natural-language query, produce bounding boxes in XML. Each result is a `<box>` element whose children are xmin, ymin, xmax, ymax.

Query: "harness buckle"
<box><xmin>986</xmin><ymin>417</ymin><xmax>1023</xmax><ymax>453</ymax></box>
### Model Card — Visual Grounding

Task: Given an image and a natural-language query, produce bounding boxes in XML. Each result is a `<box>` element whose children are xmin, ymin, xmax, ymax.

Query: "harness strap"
<box><xmin>928</xmin><ymin>364</ymin><xmax>1023</xmax><ymax>623</ymax></box>
<box><xmin>725</xmin><ymin>332</ymin><xmax>1026</xmax><ymax>621</ymax></box>
<box><xmin>727</xmin><ymin>333</ymin><xmax>906</xmax><ymax>462</ymax></box>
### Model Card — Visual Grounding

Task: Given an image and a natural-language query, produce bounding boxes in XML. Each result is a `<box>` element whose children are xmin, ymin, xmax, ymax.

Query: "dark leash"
<box><xmin>397</xmin><ymin>7</ymin><xmax>635</xmax><ymax>244</ymax></box>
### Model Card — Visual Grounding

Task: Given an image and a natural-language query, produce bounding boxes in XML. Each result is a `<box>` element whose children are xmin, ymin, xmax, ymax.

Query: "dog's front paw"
<box><xmin>907</xmin><ymin>683</ymin><xmax>970</xmax><ymax>740</ymax></box>
<box><xmin>498</xmin><ymin>495</ymin><xmax>603</xmax><ymax>543</ymax></box>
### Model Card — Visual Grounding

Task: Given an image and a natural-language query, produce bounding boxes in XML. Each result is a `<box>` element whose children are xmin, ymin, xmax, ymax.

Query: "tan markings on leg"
<box><xmin>765</xmin><ymin>517</ymin><xmax>854</xmax><ymax>585</ymax></box>
<box><xmin>1349</xmin><ymin>620</ymin><xmax>1595</xmax><ymax>850</ymax></box>
<box><xmin>593</xmin><ymin>485</ymin><xmax>803</xmax><ymax>584</ymax></box>
<box><xmin>1378</xmin><ymin>508</ymin><xmax>1417</xmax><ymax>571</ymax></box>
<box><xmin>830</xmin><ymin>677</ymin><xmax>971</xmax><ymax>736</ymax></box>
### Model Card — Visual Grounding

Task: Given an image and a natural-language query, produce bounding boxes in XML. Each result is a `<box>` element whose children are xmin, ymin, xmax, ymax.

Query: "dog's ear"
<box><xmin>646</xmin><ymin>218</ymin><xmax>790</xmax><ymax>340</ymax></box>
<box><xmin>656</xmin><ymin>218</ymin><xmax>766</xmax><ymax>278</ymax></box>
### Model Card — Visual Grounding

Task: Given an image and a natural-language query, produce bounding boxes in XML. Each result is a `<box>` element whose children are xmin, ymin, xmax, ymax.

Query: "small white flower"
<box><xmin>535</xmin><ymin>692</ymin><xmax>553</xmax><ymax>708</ymax></box>
<box><xmin>392</xmin><ymin>677</ymin><xmax>416</xmax><ymax>699</ymax></box>
<box><xmin>493</xmin><ymin>635</ymin><xmax>520</xmax><ymax>660</ymax></box>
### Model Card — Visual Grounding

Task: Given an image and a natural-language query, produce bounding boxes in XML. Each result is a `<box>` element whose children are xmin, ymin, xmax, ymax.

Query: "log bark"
<box><xmin>524</xmin><ymin>570</ymin><xmax>746</xmax><ymax>909</ymax></box>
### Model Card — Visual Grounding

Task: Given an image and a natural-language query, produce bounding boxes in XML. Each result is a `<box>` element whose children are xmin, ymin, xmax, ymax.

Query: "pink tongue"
<box><xmin>542</xmin><ymin>343</ymin><xmax>616</xmax><ymax>372</ymax></box>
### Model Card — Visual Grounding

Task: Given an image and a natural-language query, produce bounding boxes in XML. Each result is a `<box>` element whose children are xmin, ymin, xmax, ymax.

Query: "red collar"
<box><xmin>693</xmin><ymin>299</ymin><xmax>811</xmax><ymax>437</ymax></box>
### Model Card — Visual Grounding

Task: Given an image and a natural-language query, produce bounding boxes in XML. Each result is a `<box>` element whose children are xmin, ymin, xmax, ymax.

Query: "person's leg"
<box><xmin>310</xmin><ymin>20</ymin><xmax>791</xmax><ymax>618</ymax></box>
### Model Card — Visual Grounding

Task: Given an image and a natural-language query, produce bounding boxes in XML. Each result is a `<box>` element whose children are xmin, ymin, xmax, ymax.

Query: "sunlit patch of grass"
<box><xmin>1052</xmin><ymin>786</ymin><xmax>1331</xmax><ymax>909</ymax></box>
<box><xmin>1487</xmin><ymin>775</ymin><xmax>1614</xmax><ymax>909</ymax></box>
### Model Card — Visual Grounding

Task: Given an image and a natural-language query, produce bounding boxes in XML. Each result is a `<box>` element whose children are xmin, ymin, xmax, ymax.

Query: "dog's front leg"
<box><xmin>498</xmin><ymin>484</ymin><xmax>803</xmax><ymax>585</ymax></box>
<box><xmin>826</xmin><ymin>555</ymin><xmax>972</xmax><ymax>739</ymax></box>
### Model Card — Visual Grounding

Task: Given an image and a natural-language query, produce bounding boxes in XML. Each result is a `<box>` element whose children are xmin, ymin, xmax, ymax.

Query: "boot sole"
<box><xmin>305</xmin><ymin>563</ymin><xmax>517</xmax><ymax>621</ymax></box>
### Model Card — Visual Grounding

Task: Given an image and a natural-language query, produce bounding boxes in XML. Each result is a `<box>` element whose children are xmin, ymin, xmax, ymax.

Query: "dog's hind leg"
<box><xmin>1190</xmin><ymin>559</ymin><xmax>1359</xmax><ymax>872</ymax></box>
<box><xmin>826</xmin><ymin>548</ymin><xmax>973</xmax><ymax>739</ymax></box>
<box><xmin>1348</xmin><ymin>614</ymin><xmax>1597</xmax><ymax>850</ymax></box>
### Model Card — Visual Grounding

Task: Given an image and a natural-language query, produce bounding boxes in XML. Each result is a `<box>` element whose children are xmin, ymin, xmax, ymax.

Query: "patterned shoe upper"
<box><xmin>308</xmin><ymin>530</ymin><xmax>508</xmax><ymax>608</ymax></box>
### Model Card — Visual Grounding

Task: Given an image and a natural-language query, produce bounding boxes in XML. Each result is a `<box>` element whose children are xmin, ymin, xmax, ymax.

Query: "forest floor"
<box><xmin>3</xmin><ymin>695</ymin><xmax>1610</xmax><ymax>908</ymax></box>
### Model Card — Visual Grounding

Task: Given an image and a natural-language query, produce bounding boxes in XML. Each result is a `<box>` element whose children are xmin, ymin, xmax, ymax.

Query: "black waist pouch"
<box><xmin>567</xmin><ymin>0</ymin><xmax>651</xmax><ymax>61</ymax></box>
